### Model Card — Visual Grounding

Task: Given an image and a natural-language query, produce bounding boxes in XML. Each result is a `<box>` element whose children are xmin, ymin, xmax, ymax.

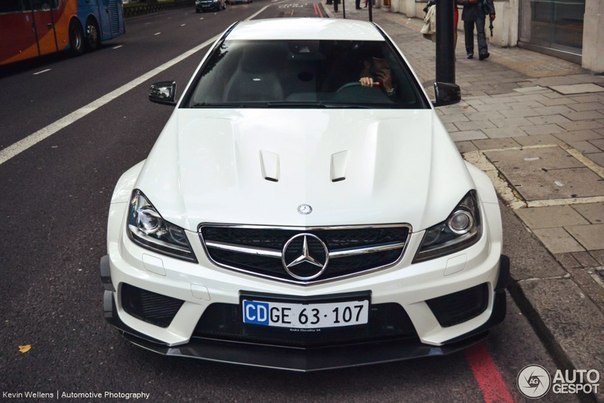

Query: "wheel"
<box><xmin>69</xmin><ymin>21</ymin><xmax>85</xmax><ymax>56</ymax></box>
<box><xmin>85</xmin><ymin>19</ymin><xmax>100</xmax><ymax>51</ymax></box>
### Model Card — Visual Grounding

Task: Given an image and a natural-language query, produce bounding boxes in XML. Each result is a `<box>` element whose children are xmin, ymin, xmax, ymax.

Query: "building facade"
<box><xmin>387</xmin><ymin>0</ymin><xmax>603</xmax><ymax>73</ymax></box>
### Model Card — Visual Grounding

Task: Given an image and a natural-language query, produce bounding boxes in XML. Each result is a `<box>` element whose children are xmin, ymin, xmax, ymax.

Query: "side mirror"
<box><xmin>149</xmin><ymin>81</ymin><xmax>177</xmax><ymax>106</ymax></box>
<box><xmin>433</xmin><ymin>82</ymin><xmax>461</xmax><ymax>107</ymax></box>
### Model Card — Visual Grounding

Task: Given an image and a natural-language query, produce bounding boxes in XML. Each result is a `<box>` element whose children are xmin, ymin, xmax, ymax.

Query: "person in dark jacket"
<box><xmin>457</xmin><ymin>0</ymin><xmax>495</xmax><ymax>60</ymax></box>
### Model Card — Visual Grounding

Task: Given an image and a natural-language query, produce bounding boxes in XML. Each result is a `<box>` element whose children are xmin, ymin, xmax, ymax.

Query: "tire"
<box><xmin>85</xmin><ymin>19</ymin><xmax>100</xmax><ymax>51</ymax></box>
<box><xmin>69</xmin><ymin>21</ymin><xmax>85</xmax><ymax>56</ymax></box>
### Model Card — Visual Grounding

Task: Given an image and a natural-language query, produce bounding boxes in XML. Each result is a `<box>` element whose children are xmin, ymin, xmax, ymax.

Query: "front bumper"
<box><xmin>101</xmin><ymin>254</ymin><xmax>509</xmax><ymax>371</ymax></box>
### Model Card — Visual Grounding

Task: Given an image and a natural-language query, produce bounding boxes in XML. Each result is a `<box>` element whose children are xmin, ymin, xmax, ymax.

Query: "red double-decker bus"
<box><xmin>0</xmin><ymin>0</ymin><xmax>125</xmax><ymax>65</ymax></box>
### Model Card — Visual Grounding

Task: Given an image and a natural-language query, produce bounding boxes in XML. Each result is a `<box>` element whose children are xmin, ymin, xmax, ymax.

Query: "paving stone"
<box><xmin>553</xmin><ymin>129</ymin><xmax>603</xmax><ymax>143</ymax></box>
<box><xmin>438</xmin><ymin>114</ymin><xmax>470</xmax><ymax>123</ymax></box>
<box><xmin>464</xmin><ymin>112</ymin><xmax>505</xmax><ymax>122</ymax></box>
<box><xmin>568</xmin><ymin>102</ymin><xmax>604</xmax><ymax>112</ymax></box>
<box><xmin>482</xmin><ymin>127</ymin><xmax>528</xmax><ymax>138</ymax></box>
<box><xmin>454</xmin><ymin>120</ymin><xmax>497</xmax><ymax>131</ymax></box>
<box><xmin>513</xmin><ymin>86</ymin><xmax>547</xmax><ymax>94</ymax></box>
<box><xmin>554</xmin><ymin>252</ymin><xmax>582</xmax><ymax>270</ymax></box>
<box><xmin>537</xmin><ymin>97</ymin><xmax>578</xmax><ymax>107</ymax></box>
<box><xmin>586</xmin><ymin>152</ymin><xmax>604</xmax><ymax>167</ymax></box>
<box><xmin>565</xmin><ymin>224</ymin><xmax>604</xmax><ymax>251</ymax></box>
<box><xmin>520</xmin><ymin>124</ymin><xmax>566</xmax><ymax>135</ymax></box>
<box><xmin>490</xmin><ymin>117</ymin><xmax>534</xmax><ymax>128</ymax></box>
<box><xmin>505</xmin><ymin>167</ymin><xmax>604</xmax><ymax>200</ymax></box>
<box><xmin>444</xmin><ymin>122</ymin><xmax>458</xmax><ymax>132</ymax></box>
<box><xmin>455</xmin><ymin>141</ymin><xmax>478</xmax><ymax>153</ymax></box>
<box><xmin>549</xmin><ymin>83</ymin><xmax>604</xmax><ymax>95</ymax></box>
<box><xmin>499</xmin><ymin>109</ymin><xmax>542</xmax><ymax>118</ymax></box>
<box><xmin>590</xmin><ymin>138</ymin><xmax>604</xmax><ymax>150</ymax></box>
<box><xmin>483</xmin><ymin>132</ymin><xmax>604</xmax><ymax>204</ymax></box>
<box><xmin>526</xmin><ymin>115</ymin><xmax>573</xmax><ymax>126</ymax></box>
<box><xmin>450</xmin><ymin>130</ymin><xmax>487</xmax><ymax>141</ymax></box>
<box><xmin>533</xmin><ymin>228</ymin><xmax>585</xmax><ymax>253</ymax></box>
<box><xmin>562</xmin><ymin>110</ymin><xmax>604</xmax><ymax>121</ymax></box>
<box><xmin>572</xmin><ymin>203</ymin><xmax>604</xmax><ymax>225</ymax></box>
<box><xmin>571</xmin><ymin>251</ymin><xmax>600</xmax><ymax>267</ymax></box>
<box><xmin>590</xmin><ymin>249</ymin><xmax>604</xmax><ymax>265</ymax></box>
<box><xmin>513</xmin><ymin>134</ymin><xmax>563</xmax><ymax>147</ymax></box>
<box><xmin>557</xmin><ymin>120</ymin><xmax>603</xmax><ymax>131</ymax></box>
<box><xmin>567</xmin><ymin>140</ymin><xmax>603</xmax><ymax>154</ymax></box>
<box><xmin>533</xmin><ymin>105</ymin><xmax>576</xmax><ymax>116</ymax></box>
<box><xmin>472</xmin><ymin>137</ymin><xmax>522</xmax><ymax>150</ymax></box>
<box><xmin>516</xmin><ymin>206</ymin><xmax>590</xmax><ymax>229</ymax></box>
<box><xmin>486</xmin><ymin>146</ymin><xmax>583</xmax><ymax>169</ymax></box>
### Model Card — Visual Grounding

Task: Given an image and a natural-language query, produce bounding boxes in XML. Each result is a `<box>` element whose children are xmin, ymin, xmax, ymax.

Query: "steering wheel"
<box><xmin>335</xmin><ymin>81</ymin><xmax>365</xmax><ymax>94</ymax></box>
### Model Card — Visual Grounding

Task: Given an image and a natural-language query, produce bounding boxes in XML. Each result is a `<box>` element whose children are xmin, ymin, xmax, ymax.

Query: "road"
<box><xmin>0</xmin><ymin>1</ymin><xmax>576</xmax><ymax>402</ymax></box>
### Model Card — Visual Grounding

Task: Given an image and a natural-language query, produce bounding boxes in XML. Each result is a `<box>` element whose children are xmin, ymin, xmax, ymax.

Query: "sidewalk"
<box><xmin>325</xmin><ymin>1</ymin><xmax>604</xmax><ymax>396</ymax></box>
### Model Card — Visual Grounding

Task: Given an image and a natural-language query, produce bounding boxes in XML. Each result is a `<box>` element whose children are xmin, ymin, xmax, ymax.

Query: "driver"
<box><xmin>359</xmin><ymin>55</ymin><xmax>395</xmax><ymax>97</ymax></box>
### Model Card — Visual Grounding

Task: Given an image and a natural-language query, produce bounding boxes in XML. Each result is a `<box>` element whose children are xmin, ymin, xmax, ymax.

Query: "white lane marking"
<box><xmin>33</xmin><ymin>69</ymin><xmax>52</xmax><ymax>75</ymax></box>
<box><xmin>154</xmin><ymin>32</ymin><xmax>162</xmax><ymax>36</ymax></box>
<box><xmin>113</xmin><ymin>45</ymin><xmax>123</xmax><ymax>49</ymax></box>
<box><xmin>0</xmin><ymin>38</ymin><xmax>215</xmax><ymax>165</ymax></box>
<box><xmin>180</xmin><ymin>23</ymin><xmax>186</xmax><ymax>27</ymax></box>
<box><xmin>0</xmin><ymin>4</ymin><xmax>273</xmax><ymax>166</ymax></box>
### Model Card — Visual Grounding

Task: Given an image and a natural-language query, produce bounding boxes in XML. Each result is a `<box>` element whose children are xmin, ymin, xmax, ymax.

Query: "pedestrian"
<box><xmin>457</xmin><ymin>0</ymin><xmax>495</xmax><ymax>60</ymax></box>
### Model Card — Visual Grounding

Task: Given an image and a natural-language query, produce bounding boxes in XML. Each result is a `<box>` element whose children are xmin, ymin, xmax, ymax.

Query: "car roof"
<box><xmin>227</xmin><ymin>18</ymin><xmax>385</xmax><ymax>41</ymax></box>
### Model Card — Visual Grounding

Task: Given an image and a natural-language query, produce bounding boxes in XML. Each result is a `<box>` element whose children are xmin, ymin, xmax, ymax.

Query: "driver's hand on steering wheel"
<box><xmin>359</xmin><ymin>71</ymin><xmax>392</xmax><ymax>92</ymax></box>
<box><xmin>359</xmin><ymin>76</ymin><xmax>377</xmax><ymax>87</ymax></box>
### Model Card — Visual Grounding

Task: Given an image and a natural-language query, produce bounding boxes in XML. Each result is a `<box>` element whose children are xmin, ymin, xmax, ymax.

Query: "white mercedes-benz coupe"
<box><xmin>101</xmin><ymin>18</ymin><xmax>508</xmax><ymax>371</ymax></box>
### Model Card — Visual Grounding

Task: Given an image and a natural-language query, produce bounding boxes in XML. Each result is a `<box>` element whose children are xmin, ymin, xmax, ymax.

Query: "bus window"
<box><xmin>0</xmin><ymin>0</ymin><xmax>25</xmax><ymax>13</ymax></box>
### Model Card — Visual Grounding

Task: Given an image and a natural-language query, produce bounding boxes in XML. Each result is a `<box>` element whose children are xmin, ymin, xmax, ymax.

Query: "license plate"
<box><xmin>242</xmin><ymin>299</ymin><xmax>369</xmax><ymax>329</ymax></box>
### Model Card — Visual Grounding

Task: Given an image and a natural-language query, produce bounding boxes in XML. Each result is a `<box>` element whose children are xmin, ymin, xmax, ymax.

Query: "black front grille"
<box><xmin>426</xmin><ymin>283</ymin><xmax>489</xmax><ymax>327</ymax></box>
<box><xmin>200</xmin><ymin>225</ymin><xmax>410</xmax><ymax>283</ymax></box>
<box><xmin>193</xmin><ymin>302</ymin><xmax>418</xmax><ymax>347</ymax></box>
<box><xmin>121</xmin><ymin>284</ymin><xmax>184</xmax><ymax>328</ymax></box>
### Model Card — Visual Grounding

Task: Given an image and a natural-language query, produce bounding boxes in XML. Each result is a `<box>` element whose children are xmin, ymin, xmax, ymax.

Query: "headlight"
<box><xmin>413</xmin><ymin>191</ymin><xmax>482</xmax><ymax>263</ymax></box>
<box><xmin>127</xmin><ymin>190</ymin><xmax>197</xmax><ymax>262</ymax></box>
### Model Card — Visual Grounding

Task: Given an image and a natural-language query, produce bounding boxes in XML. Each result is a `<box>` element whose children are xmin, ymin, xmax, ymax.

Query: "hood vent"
<box><xmin>260</xmin><ymin>150</ymin><xmax>280</xmax><ymax>182</ymax></box>
<box><xmin>330</xmin><ymin>151</ymin><xmax>348</xmax><ymax>182</ymax></box>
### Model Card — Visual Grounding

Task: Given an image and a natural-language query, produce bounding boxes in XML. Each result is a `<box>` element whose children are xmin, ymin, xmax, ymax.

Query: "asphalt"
<box><xmin>323</xmin><ymin>1</ymin><xmax>604</xmax><ymax>398</ymax></box>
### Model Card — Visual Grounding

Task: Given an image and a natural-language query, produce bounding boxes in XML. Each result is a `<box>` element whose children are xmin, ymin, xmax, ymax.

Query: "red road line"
<box><xmin>314</xmin><ymin>1</ymin><xmax>324</xmax><ymax>17</ymax></box>
<box><xmin>464</xmin><ymin>343</ymin><xmax>515</xmax><ymax>403</ymax></box>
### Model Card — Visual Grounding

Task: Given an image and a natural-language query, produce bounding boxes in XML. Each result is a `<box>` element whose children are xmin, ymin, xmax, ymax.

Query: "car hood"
<box><xmin>137</xmin><ymin>109</ymin><xmax>475</xmax><ymax>232</ymax></box>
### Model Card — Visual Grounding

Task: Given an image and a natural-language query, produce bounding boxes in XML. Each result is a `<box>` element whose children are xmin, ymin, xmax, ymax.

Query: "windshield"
<box><xmin>183</xmin><ymin>39</ymin><xmax>429</xmax><ymax>109</ymax></box>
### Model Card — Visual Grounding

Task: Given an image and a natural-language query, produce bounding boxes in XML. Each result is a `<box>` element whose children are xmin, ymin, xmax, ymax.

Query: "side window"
<box><xmin>0</xmin><ymin>0</ymin><xmax>24</xmax><ymax>13</ymax></box>
<box><xmin>32</xmin><ymin>0</ymin><xmax>51</xmax><ymax>10</ymax></box>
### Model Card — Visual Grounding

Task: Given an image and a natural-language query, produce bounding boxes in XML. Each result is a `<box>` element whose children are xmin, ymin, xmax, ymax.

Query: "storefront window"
<box><xmin>519</xmin><ymin>0</ymin><xmax>585</xmax><ymax>58</ymax></box>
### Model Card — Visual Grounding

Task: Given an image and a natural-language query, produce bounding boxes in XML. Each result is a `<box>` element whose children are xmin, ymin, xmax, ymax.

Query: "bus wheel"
<box><xmin>69</xmin><ymin>21</ymin><xmax>85</xmax><ymax>56</ymax></box>
<box><xmin>85</xmin><ymin>19</ymin><xmax>100</xmax><ymax>51</ymax></box>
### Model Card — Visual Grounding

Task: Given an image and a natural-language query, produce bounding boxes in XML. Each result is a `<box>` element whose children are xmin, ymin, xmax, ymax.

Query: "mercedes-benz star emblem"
<box><xmin>297</xmin><ymin>204</ymin><xmax>313</xmax><ymax>215</ymax></box>
<box><xmin>281</xmin><ymin>233</ymin><xmax>329</xmax><ymax>281</ymax></box>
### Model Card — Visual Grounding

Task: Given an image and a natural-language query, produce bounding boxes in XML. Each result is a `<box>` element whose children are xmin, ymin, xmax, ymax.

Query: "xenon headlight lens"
<box><xmin>413</xmin><ymin>190</ymin><xmax>482</xmax><ymax>263</ymax></box>
<box><xmin>127</xmin><ymin>190</ymin><xmax>197</xmax><ymax>262</ymax></box>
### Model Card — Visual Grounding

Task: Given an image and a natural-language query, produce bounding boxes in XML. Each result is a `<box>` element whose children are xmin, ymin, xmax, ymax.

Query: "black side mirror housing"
<box><xmin>149</xmin><ymin>81</ymin><xmax>177</xmax><ymax>106</ymax></box>
<box><xmin>433</xmin><ymin>82</ymin><xmax>461</xmax><ymax>107</ymax></box>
